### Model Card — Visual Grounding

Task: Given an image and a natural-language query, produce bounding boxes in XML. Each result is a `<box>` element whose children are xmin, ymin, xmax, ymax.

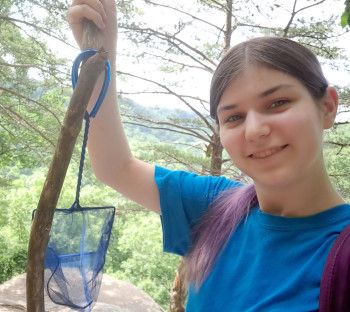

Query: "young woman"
<box><xmin>67</xmin><ymin>1</ymin><xmax>350</xmax><ymax>310</ymax></box>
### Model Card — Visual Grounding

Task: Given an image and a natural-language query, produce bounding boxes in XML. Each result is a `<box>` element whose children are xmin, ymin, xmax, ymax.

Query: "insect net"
<box><xmin>43</xmin><ymin>203</ymin><xmax>115</xmax><ymax>311</ymax></box>
<box><xmin>32</xmin><ymin>50</ymin><xmax>115</xmax><ymax>311</ymax></box>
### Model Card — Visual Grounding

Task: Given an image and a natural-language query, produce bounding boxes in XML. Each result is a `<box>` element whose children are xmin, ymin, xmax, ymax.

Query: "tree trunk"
<box><xmin>171</xmin><ymin>0</ymin><xmax>234</xmax><ymax>307</ymax></box>
<box><xmin>169</xmin><ymin>258</ymin><xmax>186</xmax><ymax>312</ymax></box>
<box><xmin>223</xmin><ymin>0</ymin><xmax>233</xmax><ymax>54</ymax></box>
<box><xmin>208</xmin><ymin>0</ymin><xmax>232</xmax><ymax>177</ymax></box>
<box><xmin>26</xmin><ymin>21</ymin><xmax>107</xmax><ymax>312</ymax></box>
<box><xmin>210</xmin><ymin>130</ymin><xmax>224</xmax><ymax>177</ymax></box>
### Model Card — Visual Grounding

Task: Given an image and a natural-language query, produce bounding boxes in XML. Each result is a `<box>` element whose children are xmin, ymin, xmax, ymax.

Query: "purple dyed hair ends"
<box><xmin>184</xmin><ymin>184</ymin><xmax>258</xmax><ymax>289</ymax></box>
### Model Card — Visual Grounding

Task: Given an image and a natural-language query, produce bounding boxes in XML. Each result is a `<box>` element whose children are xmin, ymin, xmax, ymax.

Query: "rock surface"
<box><xmin>0</xmin><ymin>274</ymin><xmax>164</xmax><ymax>312</ymax></box>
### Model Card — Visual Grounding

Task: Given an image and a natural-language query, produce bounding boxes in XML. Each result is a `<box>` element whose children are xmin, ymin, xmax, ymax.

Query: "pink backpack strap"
<box><xmin>319</xmin><ymin>223</ymin><xmax>350</xmax><ymax>312</ymax></box>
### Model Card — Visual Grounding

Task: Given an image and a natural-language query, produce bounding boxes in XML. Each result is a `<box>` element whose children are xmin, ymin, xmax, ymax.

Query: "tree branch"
<box><xmin>324</xmin><ymin>141</ymin><xmax>350</xmax><ymax>147</ymax></box>
<box><xmin>199</xmin><ymin>0</ymin><xmax>226</xmax><ymax>11</ymax></box>
<box><xmin>132</xmin><ymin>51</ymin><xmax>207</xmax><ymax>71</ymax></box>
<box><xmin>0</xmin><ymin>104</ymin><xmax>56</xmax><ymax>147</ymax></box>
<box><xmin>1</xmin><ymin>15</ymin><xmax>76</xmax><ymax>50</ymax></box>
<box><xmin>124</xmin><ymin>115</ymin><xmax>211</xmax><ymax>142</ymax></box>
<box><xmin>143</xmin><ymin>0</ymin><xmax>223</xmax><ymax>32</ymax></box>
<box><xmin>0</xmin><ymin>61</ymin><xmax>70</xmax><ymax>85</ymax></box>
<box><xmin>152</xmin><ymin>145</ymin><xmax>205</xmax><ymax>175</ymax></box>
<box><xmin>117</xmin><ymin>70</ymin><xmax>215</xmax><ymax>133</ymax></box>
<box><xmin>120</xmin><ymin>26</ymin><xmax>217</xmax><ymax>70</ymax></box>
<box><xmin>0</xmin><ymin>86</ymin><xmax>62</xmax><ymax>125</ymax></box>
<box><xmin>283</xmin><ymin>0</ymin><xmax>327</xmax><ymax>36</ymax></box>
<box><xmin>119</xmin><ymin>90</ymin><xmax>209</xmax><ymax>110</ymax></box>
<box><xmin>0</xmin><ymin>123</ymin><xmax>45</xmax><ymax>164</ymax></box>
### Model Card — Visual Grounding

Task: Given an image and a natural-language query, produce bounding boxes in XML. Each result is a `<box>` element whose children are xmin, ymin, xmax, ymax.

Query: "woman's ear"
<box><xmin>321</xmin><ymin>86</ymin><xmax>338</xmax><ymax>129</ymax></box>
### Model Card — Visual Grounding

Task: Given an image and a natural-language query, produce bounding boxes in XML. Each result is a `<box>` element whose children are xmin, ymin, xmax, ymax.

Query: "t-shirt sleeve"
<box><xmin>154</xmin><ymin>166</ymin><xmax>242</xmax><ymax>256</ymax></box>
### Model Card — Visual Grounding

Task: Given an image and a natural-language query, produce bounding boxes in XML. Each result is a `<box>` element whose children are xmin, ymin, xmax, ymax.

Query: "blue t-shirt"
<box><xmin>154</xmin><ymin>166</ymin><xmax>350</xmax><ymax>312</ymax></box>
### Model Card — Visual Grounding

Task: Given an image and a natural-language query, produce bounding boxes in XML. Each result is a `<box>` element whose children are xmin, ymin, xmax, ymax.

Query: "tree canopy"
<box><xmin>116</xmin><ymin>0</ymin><xmax>350</xmax><ymax>177</ymax></box>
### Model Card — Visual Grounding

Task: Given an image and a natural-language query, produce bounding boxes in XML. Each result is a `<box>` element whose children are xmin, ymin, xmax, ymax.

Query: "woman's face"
<box><xmin>217</xmin><ymin>66</ymin><xmax>333</xmax><ymax>189</ymax></box>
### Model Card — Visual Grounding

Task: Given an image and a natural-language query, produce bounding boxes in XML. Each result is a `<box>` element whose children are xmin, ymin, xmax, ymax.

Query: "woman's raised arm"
<box><xmin>67</xmin><ymin>0</ymin><xmax>161</xmax><ymax>214</ymax></box>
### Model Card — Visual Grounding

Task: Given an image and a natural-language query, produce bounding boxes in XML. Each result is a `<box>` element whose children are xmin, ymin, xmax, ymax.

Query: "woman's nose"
<box><xmin>244</xmin><ymin>111</ymin><xmax>271</xmax><ymax>142</ymax></box>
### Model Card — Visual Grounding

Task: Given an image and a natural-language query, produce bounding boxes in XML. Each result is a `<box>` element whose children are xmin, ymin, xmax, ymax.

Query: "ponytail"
<box><xmin>184</xmin><ymin>184</ymin><xmax>258</xmax><ymax>289</ymax></box>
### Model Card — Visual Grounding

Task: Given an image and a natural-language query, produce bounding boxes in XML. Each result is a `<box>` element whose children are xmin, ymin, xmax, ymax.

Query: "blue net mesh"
<box><xmin>43</xmin><ymin>204</ymin><xmax>115</xmax><ymax>311</ymax></box>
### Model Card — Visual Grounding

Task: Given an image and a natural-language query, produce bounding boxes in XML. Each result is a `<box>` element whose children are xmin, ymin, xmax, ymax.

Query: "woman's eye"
<box><xmin>226</xmin><ymin>114</ymin><xmax>243</xmax><ymax>123</ymax></box>
<box><xmin>270</xmin><ymin>99</ymin><xmax>289</xmax><ymax>108</ymax></box>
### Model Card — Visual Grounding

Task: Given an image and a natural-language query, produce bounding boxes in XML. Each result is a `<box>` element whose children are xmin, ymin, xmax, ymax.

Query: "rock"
<box><xmin>0</xmin><ymin>274</ymin><xmax>164</xmax><ymax>312</ymax></box>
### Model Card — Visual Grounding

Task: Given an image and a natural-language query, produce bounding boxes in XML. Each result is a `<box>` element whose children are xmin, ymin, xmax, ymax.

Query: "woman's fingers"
<box><xmin>71</xmin><ymin>0</ymin><xmax>107</xmax><ymax>20</ymax></box>
<box><xmin>67</xmin><ymin>0</ymin><xmax>107</xmax><ymax>47</ymax></box>
<box><xmin>67</xmin><ymin>0</ymin><xmax>117</xmax><ymax>57</ymax></box>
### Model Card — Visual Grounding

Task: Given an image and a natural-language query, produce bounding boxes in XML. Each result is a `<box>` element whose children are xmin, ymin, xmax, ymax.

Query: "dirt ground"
<box><xmin>0</xmin><ymin>274</ymin><xmax>164</xmax><ymax>312</ymax></box>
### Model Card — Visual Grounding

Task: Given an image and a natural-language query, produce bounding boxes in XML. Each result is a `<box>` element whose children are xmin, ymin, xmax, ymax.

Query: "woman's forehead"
<box><xmin>220</xmin><ymin>66</ymin><xmax>302</xmax><ymax>100</ymax></box>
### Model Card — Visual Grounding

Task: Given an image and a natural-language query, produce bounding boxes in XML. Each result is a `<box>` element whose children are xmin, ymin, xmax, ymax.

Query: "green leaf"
<box><xmin>341</xmin><ymin>12</ymin><xmax>350</xmax><ymax>28</ymax></box>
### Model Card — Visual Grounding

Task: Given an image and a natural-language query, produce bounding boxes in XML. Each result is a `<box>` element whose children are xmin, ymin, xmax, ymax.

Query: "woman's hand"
<box><xmin>67</xmin><ymin>0</ymin><xmax>117</xmax><ymax>59</ymax></box>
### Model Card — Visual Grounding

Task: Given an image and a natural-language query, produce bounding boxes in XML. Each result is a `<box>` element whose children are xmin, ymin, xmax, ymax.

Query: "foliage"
<box><xmin>0</xmin><ymin>167</ymin><xmax>44</xmax><ymax>283</ymax></box>
<box><xmin>0</xmin><ymin>248</ymin><xmax>27</xmax><ymax>284</ymax></box>
<box><xmin>0</xmin><ymin>0</ymin><xmax>72</xmax><ymax>168</ymax></box>
<box><xmin>0</xmin><ymin>160</ymin><xmax>179</xmax><ymax>309</ymax></box>
<box><xmin>324</xmin><ymin>124</ymin><xmax>350</xmax><ymax>202</ymax></box>
<box><xmin>341</xmin><ymin>0</ymin><xmax>350</xmax><ymax>27</ymax></box>
<box><xmin>106</xmin><ymin>212</ymin><xmax>180</xmax><ymax>309</ymax></box>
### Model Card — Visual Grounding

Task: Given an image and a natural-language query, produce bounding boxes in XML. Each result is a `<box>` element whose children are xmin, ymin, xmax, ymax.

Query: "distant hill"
<box><xmin>118</xmin><ymin>96</ymin><xmax>204</xmax><ymax>146</ymax></box>
<box><xmin>119</xmin><ymin>96</ymin><xmax>196</xmax><ymax>121</ymax></box>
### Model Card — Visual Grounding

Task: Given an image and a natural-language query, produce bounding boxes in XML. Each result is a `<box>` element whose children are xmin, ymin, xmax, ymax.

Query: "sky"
<box><xmin>120</xmin><ymin>0</ymin><xmax>350</xmax><ymax>108</ymax></box>
<box><xmin>52</xmin><ymin>0</ymin><xmax>350</xmax><ymax>113</ymax></box>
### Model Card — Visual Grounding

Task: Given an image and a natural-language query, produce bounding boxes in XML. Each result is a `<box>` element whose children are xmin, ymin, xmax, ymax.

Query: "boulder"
<box><xmin>0</xmin><ymin>274</ymin><xmax>164</xmax><ymax>312</ymax></box>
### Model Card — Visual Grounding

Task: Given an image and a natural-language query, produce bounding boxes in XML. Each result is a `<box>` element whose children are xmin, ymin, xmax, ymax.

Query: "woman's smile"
<box><xmin>248</xmin><ymin>145</ymin><xmax>288</xmax><ymax>159</ymax></box>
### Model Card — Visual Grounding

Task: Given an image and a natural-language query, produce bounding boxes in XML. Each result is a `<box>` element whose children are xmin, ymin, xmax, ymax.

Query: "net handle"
<box><xmin>71</xmin><ymin>50</ymin><xmax>111</xmax><ymax>207</ymax></box>
<box><xmin>72</xmin><ymin>49</ymin><xmax>111</xmax><ymax>118</ymax></box>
